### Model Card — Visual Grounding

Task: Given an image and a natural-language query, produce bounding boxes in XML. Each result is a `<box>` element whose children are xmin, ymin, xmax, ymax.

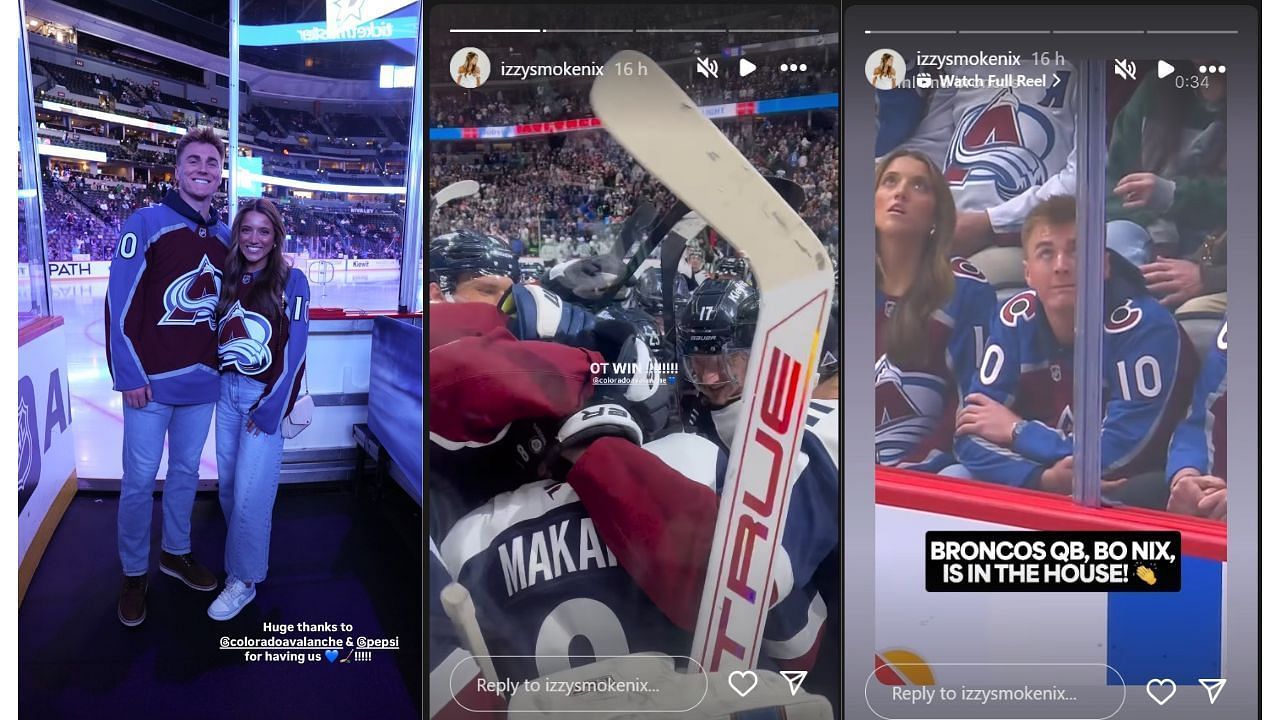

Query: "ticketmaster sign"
<box><xmin>239</xmin><ymin>17</ymin><xmax>418</xmax><ymax>47</ymax></box>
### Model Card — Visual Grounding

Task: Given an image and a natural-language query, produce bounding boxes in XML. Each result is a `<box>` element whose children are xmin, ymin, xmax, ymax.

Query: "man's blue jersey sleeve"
<box><xmin>105</xmin><ymin>211</ymin><xmax>152</xmax><ymax>391</ymax></box>
<box><xmin>1099</xmin><ymin>298</ymin><xmax>1195</xmax><ymax>478</ymax></box>
<box><xmin>1167</xmin><ymin>319</ymin><xmax>1228</xmax><ymax>481</ymax></box>
<box><xmin>250</xmin><ymin>268</ymin><xmax>310</xmax><ymax>434</ymax></box>
<box><xmin>954</xmin><ymin>294</ymin><xmax>1052</xmax><ymax>487</ymax></box>
<box><xmin>946</xmin><ymin>264</ymin><xmax>998</xmax><ymax>401</ymax></box>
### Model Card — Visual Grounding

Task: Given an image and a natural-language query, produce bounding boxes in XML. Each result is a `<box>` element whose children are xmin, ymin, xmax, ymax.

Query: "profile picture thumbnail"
<box><xmin>866</xmin><ymin>49</ymin><xmax>906</xmax><ymax>90</ymax></box>
<box><xmin>451</xmin><ymin>47</ymin><xmax>491</xmax><ymax>89</ymax></box>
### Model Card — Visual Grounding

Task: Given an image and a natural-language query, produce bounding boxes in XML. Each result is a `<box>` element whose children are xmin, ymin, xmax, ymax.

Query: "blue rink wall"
<box><xmin>367</xmin><ymin>316</ymin><xmax>424</xmax><ymax>505</ymax></box>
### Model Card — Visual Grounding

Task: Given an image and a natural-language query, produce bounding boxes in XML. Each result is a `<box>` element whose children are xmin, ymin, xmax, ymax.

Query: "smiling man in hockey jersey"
<box><xmin>106</xmin><ymin>126</ymin><xmax>232</xmax><ymax>626</ymax></box>
<box><xmin>953</xmin><ymin>196</ymin><xmax>1199</xmax><ymax>503</ymax></box>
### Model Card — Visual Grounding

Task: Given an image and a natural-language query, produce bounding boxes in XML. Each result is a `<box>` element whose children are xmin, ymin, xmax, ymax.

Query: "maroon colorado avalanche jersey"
<box><xmin>105</xmin><ymin>190</ymin><xmax>231</xmax><ymax>404</ymax></box>
<box><xmin>874</xmin><ymin>258</ymin><xmax>996</xmax><ymax>471</ymax></box>
<box><xmin>217</xmin><ymin>267</ymin><xmax>310</xmax><ymax>435</ymax></box>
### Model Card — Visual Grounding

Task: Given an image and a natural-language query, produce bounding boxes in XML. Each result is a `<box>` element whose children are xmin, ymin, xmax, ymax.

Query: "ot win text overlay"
<box><xmin>925</xmin><ymin>531</ymin><xmax>1181</xmax><ymax>592</ymax></box>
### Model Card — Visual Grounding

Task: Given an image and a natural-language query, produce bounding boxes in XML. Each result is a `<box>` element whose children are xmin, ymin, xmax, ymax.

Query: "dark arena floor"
<box><xmin>19</xmin><ymin>484</ymin><xmax>422</xmax><ymax>720</ymax></box>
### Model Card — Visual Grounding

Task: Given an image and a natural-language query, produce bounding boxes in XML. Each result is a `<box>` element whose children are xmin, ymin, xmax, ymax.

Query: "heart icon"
<box><xmin>1146</xmin><ymin>678</ymin><xmax>1176</xmax><ymax>705</ymax></box>
<box><xmin>727</xmin><ymin>670</ymin><xmax>758</xmax><ymax>698</ymax></box>
<box><xmin>325</xmin><ymin>649</ymin><xmax>339</xmax><ymax>663</ymax></box>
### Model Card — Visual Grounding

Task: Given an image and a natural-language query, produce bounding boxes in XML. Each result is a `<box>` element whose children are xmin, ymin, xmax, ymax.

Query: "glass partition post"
<box><xmin>399</xmin><ymin>1</ymin><xmax>424</xmax><ymax>315</ymax></box>
<box><xmin>228</xmin><ymin>0</ymin><xmax>241</xmax><ymax>213</ymax></box>
<box><xmin>18</xmin><ymin>0</ymin><xmax>51</xmax><ymax>323</ymax></box>
<box><xmin>1072</xmin><ymin>58</ymin><xmax>1107</xmax><ymax>509</ymax></box>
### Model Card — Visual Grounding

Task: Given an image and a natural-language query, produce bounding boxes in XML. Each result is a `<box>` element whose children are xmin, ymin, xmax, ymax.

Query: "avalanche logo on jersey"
<box><xmin>1056</xmin><ymin>404</ymin><xmax>1074</xmax><ymax>435</ymax></box>
<box><xmin>1001</xmin><ymin>290</ymin><xmax>1037</xmax><ymax>328</ymax></box>
<box><xmin>160</xmin><ymin>255</ymin><xmax>222</xmax><ymax>329</ymax></box>
<box><xmin>874</xmin><ymin>355</ymin><xmax>945</xmax><ymax>466</ymax></box>
<box><xmin>945</xmin><ymin>88</ymin><xmax>1057</xmax><ymax>201</ymax></box>
<box><xmin>217</xmin><ymin>301</ymin><xmax>273</xmax><ymax>375</ymax></box>
<box><xmin>1104</xmin><ymin>299</ymin><xmax>1143</xmax><ymax>334</ymax></box>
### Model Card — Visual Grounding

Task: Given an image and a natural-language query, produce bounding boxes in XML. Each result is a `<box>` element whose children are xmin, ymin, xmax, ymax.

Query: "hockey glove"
<box><xmin>589</xmin><ymin>319</ymin><xmax>674</xmax><ymax>440</ymax></box>
<box><xmin>543</xmin><ymin>254</ymin><xmax>626</xmax><ymax>307</ymax></box>
<box><xmin>541</xmin><ymin>402</ymin><xmax>643</xmax><ymax>478</ymax></box>
<box><xmin>500</xmin><ymin>283</ymin><xmax>597</xmax><ymax>345</ymax></box>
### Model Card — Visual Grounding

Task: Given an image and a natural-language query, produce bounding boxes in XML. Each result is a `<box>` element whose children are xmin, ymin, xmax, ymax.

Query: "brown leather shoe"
<box><xmin>118</xmin><ymin>575</ymin><xmax>147</xmax><ymax>627</ymax></box>
<box><xmin>159</xmin><ymin>552</ymin><xmax>217</xmax><ymax>591</ymax></box>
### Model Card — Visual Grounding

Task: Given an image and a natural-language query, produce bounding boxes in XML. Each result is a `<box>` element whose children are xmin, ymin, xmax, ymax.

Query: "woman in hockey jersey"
<box><xmin>207</xmin><ymin>199</ymin><xmax>310</xmax><ymax>620</ymax></box>
<box><xmin>874</xmin><ymin>149</ymin><xmax>996</xmax><ymax>472</ymax></box>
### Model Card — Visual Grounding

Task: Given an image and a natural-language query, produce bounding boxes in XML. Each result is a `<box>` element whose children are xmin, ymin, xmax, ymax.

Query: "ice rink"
<box><xmin>40</xmin><ymin>269</ymin><xmax>406</xmax><ymax>481</ymax></box>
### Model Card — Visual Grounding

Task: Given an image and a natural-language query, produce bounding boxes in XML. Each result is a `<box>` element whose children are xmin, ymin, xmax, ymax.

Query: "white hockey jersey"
<box><xmin>896</xmin><ymin>60</ymin><xmax>1078</xmax><ymax>234</ymax></box>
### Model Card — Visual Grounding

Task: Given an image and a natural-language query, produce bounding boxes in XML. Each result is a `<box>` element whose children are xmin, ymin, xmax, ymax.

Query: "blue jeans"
<box><xmin>119</xmin><ymin>400</ymin><xmax>215</xmax><ymax>576</ymax></box>
<box><xmin>216</xmin><ymin>373</ymin><xmax>284</xmax><ymax>584</ymax></box>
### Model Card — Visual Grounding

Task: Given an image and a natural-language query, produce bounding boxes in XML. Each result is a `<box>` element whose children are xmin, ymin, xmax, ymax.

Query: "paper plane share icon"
<box><xmin>779</xmin><ymin>670</ymin><xmax>807</xmax><ymax>696</ymax></box>
<box><xmin>1198</xmin><ymin>678</ymin><xmax>1226</xmax><ymax>705</ymax></box>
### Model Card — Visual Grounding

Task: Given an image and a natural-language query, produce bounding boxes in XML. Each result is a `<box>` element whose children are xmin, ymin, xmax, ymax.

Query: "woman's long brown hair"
<box><xmin>875</xmin><ymin>54</ymin><xmax>895</xmax><ymax>78</ymax></box>
<box><xmin>459</xmin><ymin>52</ymin><xmax>480</xmax><ymax>78</ymax></box>
<box><xmin>217</xmin><ymin>199</ymin><xmax>290</xmax><ymax>325</ymax></box>
<box><xmin>875</xmin><ymin>149</ymin><xmax>956</xmax><ymax>370</ymax></box>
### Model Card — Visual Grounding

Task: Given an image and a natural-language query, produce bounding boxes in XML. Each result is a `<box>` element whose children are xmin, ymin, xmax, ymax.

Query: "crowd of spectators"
<box><xmin>28</xmin><ymin>169</ymin><xmax>405</xmax><ymax>262</ymax></box>
<box><xmin>30</xmin><ymin>56</ymin><xmax>414</xmax><ymax>142</ymax></box>
<box><xmin>430</xmin><ymin>112</ymin><xmax>838</xmax><ymax>253</ymax></box>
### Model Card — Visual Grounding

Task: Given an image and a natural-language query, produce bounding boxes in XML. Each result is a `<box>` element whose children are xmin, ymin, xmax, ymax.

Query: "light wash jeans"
<box><xmin>216</xmin><ymin>373</ymin><xmax>285</xmax><ymax>584</ymax></box>
<box><xmin>119</xmin><ymin>400</ymin><xmax>215</xmax><ymax>576</ymax></box>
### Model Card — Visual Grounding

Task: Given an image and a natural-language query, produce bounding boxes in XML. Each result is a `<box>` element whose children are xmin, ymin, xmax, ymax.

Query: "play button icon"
<box><xmin>739</xmin><ymin>57</ymin><xmax>757</xmax><ymax>77</ymax></box>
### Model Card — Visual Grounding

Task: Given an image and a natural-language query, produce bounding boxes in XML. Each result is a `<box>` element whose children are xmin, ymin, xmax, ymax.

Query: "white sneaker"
<box><xmin>208</xmin><ymin>577</ymin><xmax>256</xmax><ymax>621</ymax></box>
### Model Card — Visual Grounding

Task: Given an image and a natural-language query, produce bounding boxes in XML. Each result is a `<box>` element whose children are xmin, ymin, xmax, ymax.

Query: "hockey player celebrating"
<box><xmin>631</xmin><ymin>265</ymin><xmax>691</xmax><ymax>336</ymax></box>
<box><xmin>426</xmin><ymin>275</ymin><xmax>834</xmax><ymax>687</ymax></box>
<box><xmin>953</xmin><ymin>195</ymin><xmax>1199</xmax><ymax>505</ymax></box>
<box><xmin>681</xmin><ymin>241</ymin><xmax>709</xmax><ymax>290</ymax></box>
<box><xmin>599</xmin><ymin>275</ymin><xmax>840</xmax><ymax>678</ymax></box>
<box><xmin>677</xmin><ymin>278</ymin><xmax>764</xmax><ymax>449</ymax></box>
<box><xmin>428</xmin><ymin>230</ymin><xmax>519</xmax><ymax>305</ymax></box>
<box><xmin>427</xmin><ymin>291</ymin><xmax>711</xmax><ymax>687</ymax></box>
<box><xmin>873</xmin><ymin>149</ymin><xmax>997</xmax><ymax>472</ymax></box>
<box><xmin>710</xmin><ymin>255</ymin><xmax>752</xmax><ymax>284</ymax></box>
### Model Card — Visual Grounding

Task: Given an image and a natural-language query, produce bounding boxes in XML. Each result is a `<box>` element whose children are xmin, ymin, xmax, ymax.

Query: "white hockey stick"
<box><xmin>439</xmin><ymin>582</ymin><xmax>503</xmax><ymax>695</ymax></box>
<box><xmin>591</xmin><ymin>51</ymin><xmax>833</xmax><ymax>674</ymax></box>
<box><xmin>430</xmin><ymin>180</ymin><xmax>480</xmax><ymax>214</ymax></box>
